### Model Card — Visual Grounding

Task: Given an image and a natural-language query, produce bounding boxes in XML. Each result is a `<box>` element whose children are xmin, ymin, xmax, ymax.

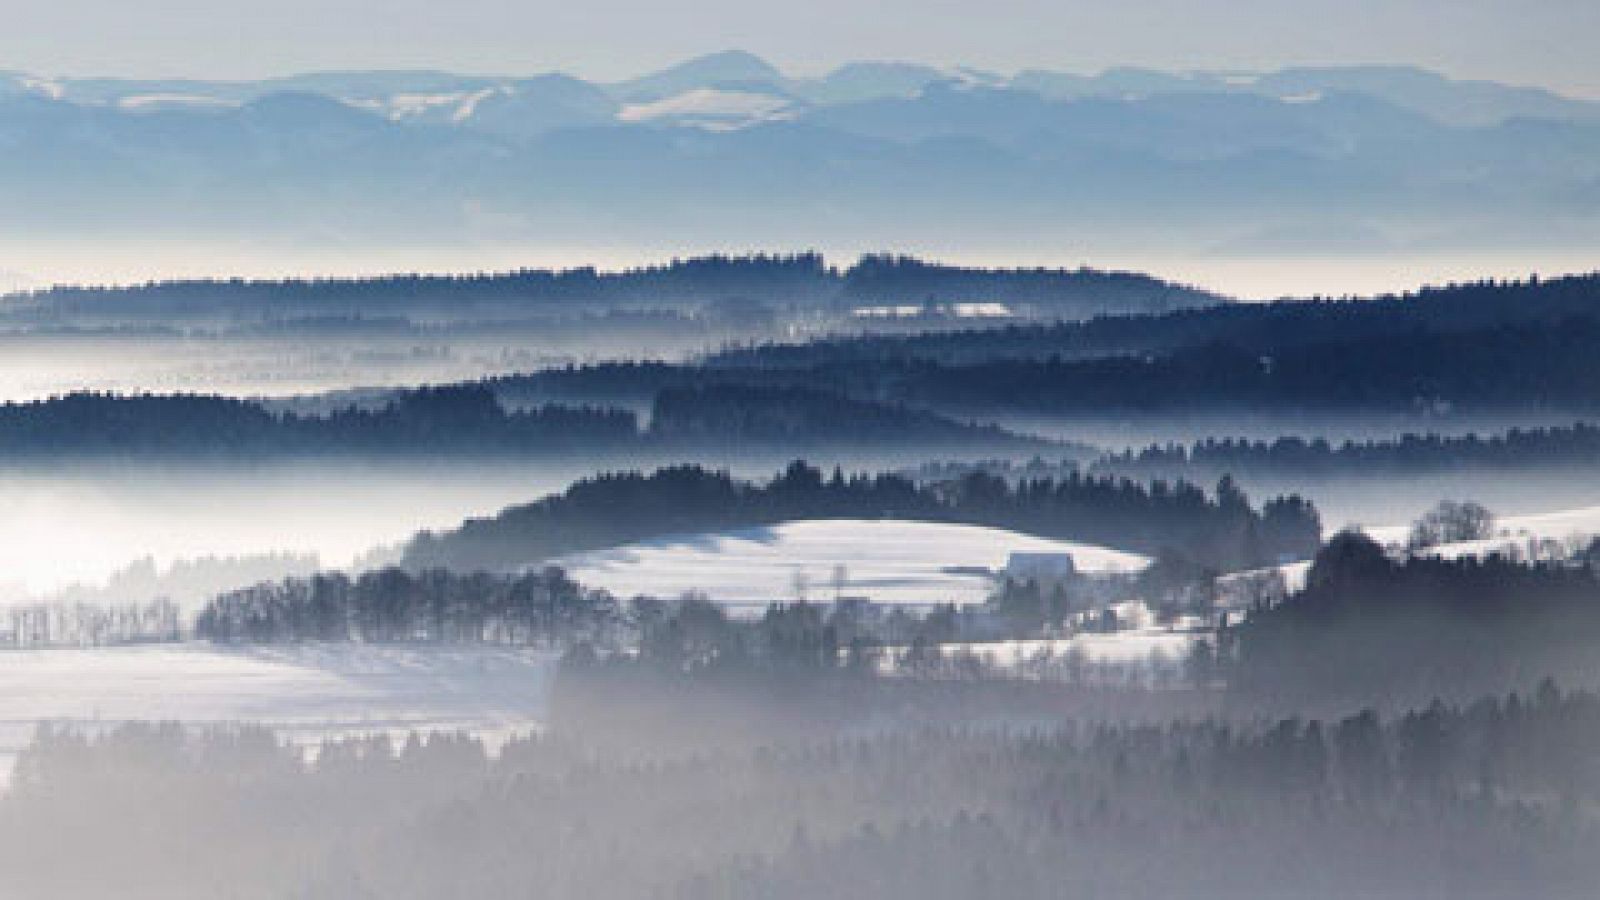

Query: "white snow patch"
<box><xmin>951</xmin><ymin>302</ymin><xmax>1012</xmax><ymax>318</ymax></box>
<box><xmin>1378</xmin><ymin>505</ymin><xmax>1600</xmax><ymax>562</ymax></box>
<box><xmin>852</xmin><ymin>305</ymin><xmax>926</xmax><ymax>319</ymax></box>
<box><xmin>19</xmin><ymin>77</ymin><xmax>63</xmax><ymax>100</ymax></box>
<box><xmin>618</xmin><ymin>88</ymin><xmax>793</xmax><ymax>130</ymax></box>
<box><xmin>1222</xmin><ymin>504</ymin><xmax>1600</xmax><ymax>601</ymax></box>
<box><xmin>371</xmin><ymin>88</ymin><xmax>504</xmax><ymax>123</ymax></box>
<box><xmin>938</xmin><ymin>631</ymin><xmax>1201</xmax><ymax>669</ymax></box>
<box><xmin>116</xmin><ymin>93</ymin><xmax>239</xmax><ymax>111</ymax></box>
<box><xmin>558</xmin><ymin>519</ymin><xmax>1149</xmax><ymax>609</ymax></box>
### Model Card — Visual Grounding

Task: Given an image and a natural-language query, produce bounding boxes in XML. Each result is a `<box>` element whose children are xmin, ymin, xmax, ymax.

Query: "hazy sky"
<box><xmin>3</xmin><ymin>0</ymin><xmax>1596</xmax><ymax>98</ymax></box>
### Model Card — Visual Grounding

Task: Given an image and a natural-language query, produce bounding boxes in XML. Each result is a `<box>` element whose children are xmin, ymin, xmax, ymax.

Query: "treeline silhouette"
<box><xmin>648</xmin><ymin>383</ymin><xmax>1045</xmax><ymax>452</ymax></box>
<box><xmin>9</xmin><ymin>253</ymin><xmax>1214</xmax><ymax>325</ymax></box>
<box><xmin>0</xmin><ymin>386</ymin><xmax>635</xmax><ymax>459</ymax></box>
<box><xmin>196</xmin><ymin>569</ymin><xmax>990</xmax><ymax>679</ymax></box>
<box><xmin>1227</xmin><ymin>531</ymin><xmax>1600</xmax><ymax>711</ymax></box>
<box><xmin>500</xmin><ymin>316</ymin><xmax>1600</xmax><ymax>416</ymax></box>
<box><xmin>839</xmin><ymin>255</ymin><xmax>1218</xmax><ymax>315</ymax></box>
<box><xmin>195</xmin><ymin>567</ymin><xmax>619</xmax><ymax>646</ymax></box>
<box><xmin>1095</xmin><ymin>421</ymin><xmax>1600</xmax><ymax>479</ymax></box>
<box><xmin>0</xmin><ymin>382</ymin><xmax>1039</xmax><ymax>461</ymax></box>
<box><xmin>401</xmin><ymin>461</ymin><xmax>1320</xmax><ymax>573</ymax></box>
<box><xmin>8</xmin><ymin>683</ymin><xmax>1600</xmax><ymax>898</ymax></box>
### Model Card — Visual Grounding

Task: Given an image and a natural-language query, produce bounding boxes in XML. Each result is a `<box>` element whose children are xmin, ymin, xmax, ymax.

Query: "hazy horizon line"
<box><xmin>8</xmin><ymin>50</ymin><xmax>1597</xmax><ymax>105</ymax></box>
<box><xmin>5</xmin><ymin>245</ymin><xmax>1596</xmax><ymax>304</ymax></box>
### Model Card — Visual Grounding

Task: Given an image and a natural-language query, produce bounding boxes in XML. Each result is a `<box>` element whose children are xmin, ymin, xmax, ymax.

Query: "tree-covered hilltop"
<box><xmin>6</xmin><ymin>253</ymin><xmax>1218</xmax><ymax>326</ymax></box>
<box><xmin>400</xmin><ymin>460</ymin><xmax>1320</xmax><ymax>574</ymax></box>
<box><xmin>1225</xmin><ymin>530</ymin><xmax>1600</xmax><ymax>711</ymax></box>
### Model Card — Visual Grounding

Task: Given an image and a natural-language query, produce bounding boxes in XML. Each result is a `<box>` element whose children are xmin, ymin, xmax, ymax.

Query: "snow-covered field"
<box><xmin>0</xmin><ymin>643</ymin><xmax>556</xmax><ymax>781</ymax></box>
<box><xmin>559</xmin><ymin>519</ymin><xmax>1150</xmax><ymax>609</ymax></box>
<box><xmin>1222</xmin><ymin>504</ymin><xmax>1600</xmax><ymax>600</ymax></box>
<box><xmin>1364</xmin><ymin>505</ymin><xmax>1600</xmax><ymax>557</ymax></box>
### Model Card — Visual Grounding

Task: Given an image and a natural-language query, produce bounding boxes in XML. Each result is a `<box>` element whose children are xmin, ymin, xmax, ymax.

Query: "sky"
<box><xmin>1</xmin><ymin>0</ymin><xmax>1596</xmax><ymax>98</ymax></box>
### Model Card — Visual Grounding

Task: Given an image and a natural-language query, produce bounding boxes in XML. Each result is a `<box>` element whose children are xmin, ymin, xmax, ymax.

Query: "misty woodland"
<box><xmin>5</xmin><ymin>9</ymin><xmax>1600</xmax><ymax>898</ymax></box>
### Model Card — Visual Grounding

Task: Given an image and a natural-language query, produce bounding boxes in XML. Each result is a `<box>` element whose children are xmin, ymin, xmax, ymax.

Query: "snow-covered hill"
<box><xmin>558</xmin><ymin>518</ymin><xmax>1149</xmax><ymax>609</ymax></box>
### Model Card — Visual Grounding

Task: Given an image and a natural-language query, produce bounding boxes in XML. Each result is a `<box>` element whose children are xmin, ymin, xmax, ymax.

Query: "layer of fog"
<box><xmin>0</xmin><ymin>463</ymin><xmax>595</xmax><ymax>598</ymax></box>
<box><xmin>0</xmin><ymin>332</ymin><xmax>701</xmax><ymax>404</ymax></box>
<box><xmin>0</xmin><ymin>448</ymin><xmax>1040</xmax><ymax>603</ymax></box>
<box><xmin>0</xmin><ymin>643</ymin><xmax>555</xmax><ymax>786</ymax></box>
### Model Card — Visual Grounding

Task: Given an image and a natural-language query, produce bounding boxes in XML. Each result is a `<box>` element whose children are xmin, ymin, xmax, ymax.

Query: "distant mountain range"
<box><xmin>11</xmin><ymin>51</ymin><xmax>1598</xmax><ymax>129</ymax></box>
<box><xmin>1</xmin><ymin>51</ymin><xmax>1597</xmax><ymax>267</ymax></box>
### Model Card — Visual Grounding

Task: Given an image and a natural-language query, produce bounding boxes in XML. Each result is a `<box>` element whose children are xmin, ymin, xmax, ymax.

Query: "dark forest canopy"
<box><xmin>1094</xmin><ymin>421</ymin><xmax>1600</xmax><ymax>480</ymax></box>
<box><xmin>647</xmin><ymin>383</ymin><xmax>1057</xmax><ymax>453</ymax></box>
<box><xmin>2</xmin><ymin>253</ymin><xmax>1218</xmax><ymax>325</ymax></box>
<box><xmin>504</xmin><ymin>316</ymin><xmax>1600</xmax><ymax>415</ymax></box>
<box><xmin>0</xmin><ymin>382</ymin><xmax>1044</xmax><ymax>461</ymax></box>
<box><xmin>708</xmin><ymin>271</ymin><xmax>1600</xmax><ymax>367</ymax></box>
<box><xmin>0</xmin><ymin>386</ymin><xmax>636</xmax><ymax>460</ymax></box>
<box><xmin>401</xmin><ymin>460</ymin><xmax>1320</xmax><ymax>574</ymax></box>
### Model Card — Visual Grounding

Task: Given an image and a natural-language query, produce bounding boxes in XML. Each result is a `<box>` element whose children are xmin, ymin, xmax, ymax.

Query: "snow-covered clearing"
<box><xmin>0</xmin><ymin>643</ymin><xmax>556</xmax><ymax>782</ymax></box>
<box><xmin>1364</xmin><ymin>505</ymin><xmax>1600</xmax><ymax>557</ymax></box>
<box><xmin>1222</xmin><ymin>504</ymin><xmax>1600</xmax><ymax>600</ymax></box>
<box><xmin>558</xmin><ymin>519</ymin><xmax>1150</xmax><ymax>609</ymax></box>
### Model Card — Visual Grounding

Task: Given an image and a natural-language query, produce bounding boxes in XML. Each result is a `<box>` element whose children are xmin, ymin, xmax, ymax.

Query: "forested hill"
<box><xmin>0</xmin><ymin>383</ymin><xmax>1050</xmax><ymax>462</ymax></box>
<box><xmin>708</xmin><ymin>272</ymin><xmax>1600</xmax><ymax>367</ymax></box>
<box><xmin>401</xmin><ymin>460</ymin><xmax>1321</xmax><ymax>573</ymax></box>
<box><xmin>491</xmin><ymin>316</ymin><xmax>1600</xmax><ymax>416</ymax></box>
<box><xmin>2</xmin><ymin>254</ymin><xmax>1219</xmax><ymax>326</ymax></box>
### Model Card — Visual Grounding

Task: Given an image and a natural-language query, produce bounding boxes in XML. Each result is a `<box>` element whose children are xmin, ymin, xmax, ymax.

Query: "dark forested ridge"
<box><xmin>647</xmin><ymin>383</ymin><xmax>1053</xmax><ymax>452</ymax></box>
<box><xmin>0</xmin><ymin>386</ymin><xmax>637</xmax><ymax>460</ymax></box>
<box><xmin>0</xmin><ymin>382</ymin><xmax>1045</xmax><ymax>461</ymax></box>
<box><xmin>506</xmin><ymin>315</ymin><xmax>1600</xmax><ymax>416</ymax></box>
<box><xmin>401</xmin><ymin>461</ymin><xmax>1320</xmax><ymax>574</ymax></box>
<box><xmin>3</xmin><ymin>253</ymin><xmax>1218</xmax><ymax>326</ymax></box>
<box><xmin>708</xmin><ymin>271</ymin><xmax>1600</xmax><ymax>367</ymax></box>
<box><xmin>1095</xmin><ymin>421</ymin><xmax>1600</xmax><ymax>480</ymax></box>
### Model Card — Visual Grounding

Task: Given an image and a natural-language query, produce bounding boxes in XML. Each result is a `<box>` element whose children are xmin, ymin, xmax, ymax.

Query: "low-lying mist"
<box><xmin>3</xmin><ymin>671</ymin><xmax>1599</xmax><ymax>900</ymax></box>
<box><xmin>0</xmin><ymin>463</ymin><xmax>592</xmax><ymax>598</ymax></box>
